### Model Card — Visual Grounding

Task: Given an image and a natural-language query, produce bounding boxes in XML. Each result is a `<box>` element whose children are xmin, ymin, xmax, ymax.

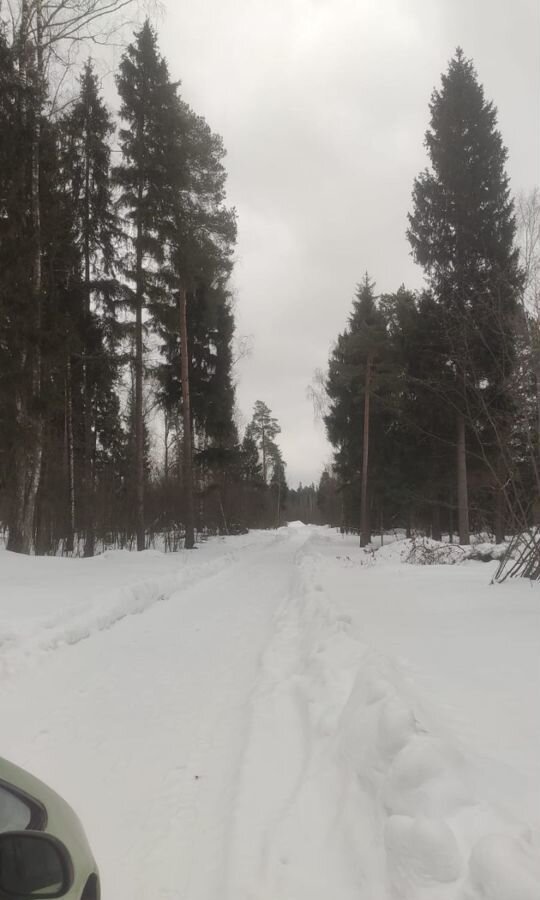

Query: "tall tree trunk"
<box><xmin>495</xmin><ymin>451</ymin><xmax>506</xmax><ymax>544</ymax></box>
<box><xmin>164</xmin><ymin>412</ymin><xmax>170</xmax><ymax>483</ymax></box>
<box><xmin>261</xmin><ymin>427</ymin><xmax>267</xmax><ymax>484</ymax></box>
<box><xmin>83</xmin><ymin>121</ymin><xmax>95</xmax><ymax>557</ymax></box>
<box><xmin>432</xmin><ymin>501</ymin><xmax>442</xmax><ymax>542</ymax></box>
<box><xmin>219</xmin><ymin>490</ymin><xmax>229</xmax><ymax>536</ymax></box>
<box><xmin>179</xmin><ymin>287</ymin><xmax>195</xmax><ymax>550</ymax></box>
<box><xmin>360</xmin><ymin>356</ymin><xmax>372</xmax><ymax>548</ymax></box>
<box><xmin>532</xmin><ymin>357</ymin><xmax>540</xmax><ymax>526</ymax></box>
<box><xmin>65</xmin><ymin>358</ymin><xmax>76</xmax><ymax>553</ymax></box>
<box><xmin>457</xmin><ymin>413</ymin><xmax>470</xmax><ymax>545</ymax></box>
<box><xmin>134</xmin><ymin>186</ymin><xmax>145</xmax><ymax>551</ymax></box>
<box><xmin>8</xmin><ymin>2</ymin><xmax>44</xmax><ymax>554</ymax></box>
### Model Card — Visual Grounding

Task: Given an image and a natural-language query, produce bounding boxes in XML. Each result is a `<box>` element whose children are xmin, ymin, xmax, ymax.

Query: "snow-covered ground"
<box><xmin>1</xmin><ymin>526</ymin><xmax>539</xmax><ymax>899</ymax></box>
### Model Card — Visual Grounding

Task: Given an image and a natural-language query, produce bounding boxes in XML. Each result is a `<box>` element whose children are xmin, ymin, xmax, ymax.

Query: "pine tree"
<box><xmin>407</xmin><ymin>49</ymin><xmax>522</xmax><ymax>544</ymax></box>
<box><xmin>249</xmin><ymin>401</ymin><xmax>281</xmax><ymax>484</ymax></box>
<box><xmin>317</xmin><ymin>470</ymin><xmax>341</xmax><ymax>525</ymax></box>
<box><xmin>158</xmin><ymin>100</ymin><xmax>237</xmax><ymax>549</ymax></box>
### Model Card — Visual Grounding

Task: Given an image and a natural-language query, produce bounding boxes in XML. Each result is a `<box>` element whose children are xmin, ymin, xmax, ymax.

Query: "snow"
<box><xmin>1</xmin><ymin>527</ymin><xmax>539</xmax><ymax>899</ymax></box>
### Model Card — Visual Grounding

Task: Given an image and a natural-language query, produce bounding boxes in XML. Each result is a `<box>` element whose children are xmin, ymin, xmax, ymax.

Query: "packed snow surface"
<box><xmin>1</xmin><ymin>527</ymin><xmax>539</xmax><ymax>899</ymax></box>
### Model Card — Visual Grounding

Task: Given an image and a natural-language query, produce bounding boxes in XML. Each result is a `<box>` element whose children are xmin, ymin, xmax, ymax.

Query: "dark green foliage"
<box><xmin>241</xmin><ymin>426</ymin><xmax>264</xmax><ymax>484</ymax></box>
<box><xmin>408</xmin><ymin>50</ymin><xmax>521</xmax><ymax>392</ymax></box>
<box><xmin>156</xmin><ymin>283</ymin><xmax>237</xmax><ymax>446</ymax></box>
<box><xmin>287</xmin><ymin>483</ymin><xmax>323</xmax><ymax>525</ymax></box>
<box><xmin>317</xmin><ymin>471</ymin><xmax>341</xmax><ymax>526</ymax></box>
<box><xmin>325</xmin><ymin>275</ymin><xmax>388</xmax><ymax>532</ymax></box>
<box><xmin>152</xmin><ymin>84</ymin><xmax>238</xmax><ymax>455</ymax></box>
<box><xmin>227</xmin><ymin>403</ymin><xmax>287</xmax><ymax>529</ymax></box>
<box><xmin>407</xmin><ymin>49</ymin><xmax>523</xmax><ymax>539</ymax></box>
<box><xmin>114</xmin><ymin>20</ymin><xmax>184</xmax><ymax>286</ymax></box>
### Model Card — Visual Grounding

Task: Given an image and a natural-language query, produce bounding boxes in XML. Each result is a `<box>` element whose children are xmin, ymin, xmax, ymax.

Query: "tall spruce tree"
<box><xmin>325</xmin><ymin>275</ymin><xmax>387</xmax><ymax>546</ymax></box>
<box><xmin>114</xmin><ymin>20</ymin><xmax>183</xmax><ymax>550</ymax></box>
<box><xmin>407</xmin><ymin>49</ymin><xmax>522</xmax><ymax>544</ymax></box>
<box><xmin>61</xmin><ymin>60</ymin><xmax>118</xmax><ymax>556</ymax></box>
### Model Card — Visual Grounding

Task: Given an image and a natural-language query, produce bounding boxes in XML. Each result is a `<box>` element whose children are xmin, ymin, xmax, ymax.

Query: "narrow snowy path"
<box><xmin>1</xmin><ymin>529</ymin><xmax>310</xmax><ymax>900</ymax></box>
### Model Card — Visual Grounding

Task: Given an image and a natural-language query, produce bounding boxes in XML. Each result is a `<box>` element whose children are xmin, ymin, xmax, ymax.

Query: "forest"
<box><xmin>324</xmin><ymin>50</ymin><xmax>540</xmax><ymax>554</ymax></box>
<box><xmin>0</xmin><ymin>2</ymin><xmax>538</xmax><ymax>557</ymax></box>
<box><xmin>0</xmin><ymin>1</ymin><xmax>290</xmax><ymax>555</ymax></box>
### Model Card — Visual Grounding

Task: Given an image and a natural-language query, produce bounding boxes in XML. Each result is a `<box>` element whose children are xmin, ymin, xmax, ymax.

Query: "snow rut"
<box><xmin>230</xmin><ymin>537</ymin><xmax>540</xmax><ymax>900</ymax></box>
<box><xmin>0</xmin><ymin>549</ymin><xmax>241</xmax><ymax>682</ymax></box>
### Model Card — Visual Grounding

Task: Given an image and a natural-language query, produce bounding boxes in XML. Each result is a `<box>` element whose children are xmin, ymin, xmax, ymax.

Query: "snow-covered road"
<box><xmin>1</xmin><ymin>526</ymin><xmax>540</xmax><ymax>899</ymax></box>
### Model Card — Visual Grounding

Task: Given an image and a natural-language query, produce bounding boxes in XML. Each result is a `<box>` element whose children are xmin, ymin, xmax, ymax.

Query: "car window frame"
<box><xmin>0</xmin><ymin>778</ymin><xmax>47</xmax><ymax>831</ymax></box>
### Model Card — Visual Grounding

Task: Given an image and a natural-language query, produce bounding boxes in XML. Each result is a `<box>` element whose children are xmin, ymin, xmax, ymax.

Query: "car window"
<box><xmin>0</xmin><ymin>785</ymin><xmax>32</xmax><ymax>832</ymax></box>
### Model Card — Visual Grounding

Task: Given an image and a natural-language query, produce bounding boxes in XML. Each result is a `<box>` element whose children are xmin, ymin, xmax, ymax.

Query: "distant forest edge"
<box><xmin>0</xmin><ymin>4</ymin><xmax>538</xmax><ymax>556</ymax></box>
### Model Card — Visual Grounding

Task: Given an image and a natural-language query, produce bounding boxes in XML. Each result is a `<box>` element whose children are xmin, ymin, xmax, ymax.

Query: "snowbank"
<box><xmin>0</xmin><ymin>532</ymin><xmax>265</xmax><ymax>681</ymax></box>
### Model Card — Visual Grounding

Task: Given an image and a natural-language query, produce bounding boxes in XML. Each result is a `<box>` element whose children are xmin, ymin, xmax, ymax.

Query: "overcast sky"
<box><xmin>152</xmin><ymin>0</ymin><xmax>540</xmax><ymax>487</ymax></box>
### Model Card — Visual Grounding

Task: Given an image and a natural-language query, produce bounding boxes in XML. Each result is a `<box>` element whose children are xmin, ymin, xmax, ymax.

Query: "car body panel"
<box><xmin>0</xmin><ymin>756</ymin><xmax>99</xmax><ymax>900</ymax></box>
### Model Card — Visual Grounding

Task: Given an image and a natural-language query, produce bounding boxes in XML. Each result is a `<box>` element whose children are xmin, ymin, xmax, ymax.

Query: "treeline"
<box><xmin>324</xmin><ymin>50</ymin><xmax>539</xmax><ymax>545</ymax></box>
<box><xmin>0</xmin><ymin>5</ymin><xmax>288</xmax><ymax>555</ymax></box>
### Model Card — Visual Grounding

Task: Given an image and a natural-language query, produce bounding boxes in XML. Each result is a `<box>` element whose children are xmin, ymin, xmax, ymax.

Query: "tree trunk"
<box><xmin>262</xmin><ymin>427</ymin><xmax>267</xmax><ymax>484</ymax></box>
<box><xmin>532</xmin><ymin>356</ymin><xmax>540</xmax><ymax>526</ymax></box>
<box><xmin>219</xmin><ymin>490</ymin><xmax>229</xmax><ymax>536</ymax></box>
<box><xmin>432</xmin><ymin>502</ymin><xmax>442</xmax><ymax>542</ymax></box>
<box><xmin>495</xmin><ymin>452</ymin><xmax>506</xmax><ymax>544</ymax></box>
<box><xmin>8</xmin><ymin>3</ymin><xmax>44</xmax><ymax>555</ymax></box>
<box><xmin>65</xmin><ymin>359</ymin><xmax>76</xmax><ymax>553</ymax></box>
<box><xmin>134</xmin><ymin>184</ymin><xmax>145</xmax><ymax>551</ymax></box>
<box><xmin>164</xmin><ymin>412</ymin><xmax>170</xmax><ymax>483</ymax></box>
<box><xmin>457</xmin><ymin>413</ymin><xmax>470</xmax><ymax>545</ymax></box>
<box><xmin>179</xmin><ymin>288</ymin><xmax>195</xmax><ymax>550</ymax></box>
<box><xmin>83</xmin><ymin>120</ymin><xmax>95</xmax><ymax>558</ymax></box>
<box><xmin>360</xmin><ymin>356</ymin><xmax>372</xmax><ymax>548</ymax></box>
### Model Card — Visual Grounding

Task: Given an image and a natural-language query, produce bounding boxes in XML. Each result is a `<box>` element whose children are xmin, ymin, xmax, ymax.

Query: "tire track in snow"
<box><xmin>0</xmin><ymin>538</ymin><xmax>287</xmax><ymax>684</ymax></box>
<box><xmin>227</xmin><ymin>533</ymin><xmax>372</xmax><ymax>900</ymax></box>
